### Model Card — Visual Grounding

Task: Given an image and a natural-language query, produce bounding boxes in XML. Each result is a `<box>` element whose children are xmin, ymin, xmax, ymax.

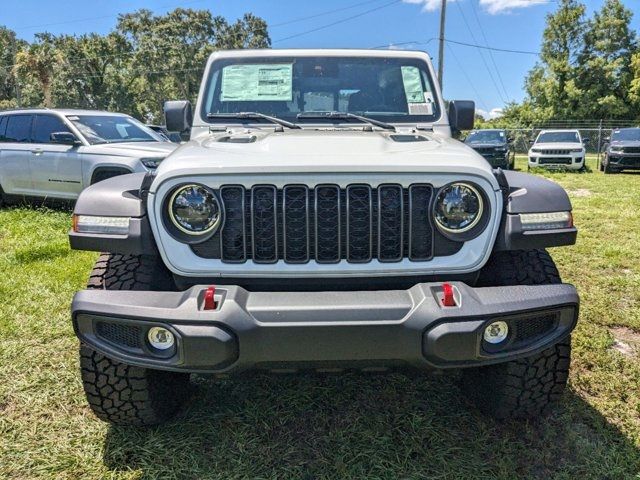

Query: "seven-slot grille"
<box><xmin>539</xmin><ymin>149</ymin><xmax>574</xmax><ymax>155</ymax></box>
<box><xmin>191</xmin><ymin>184</ymin><xmax>435</xmax><ymax>264</ymax></box>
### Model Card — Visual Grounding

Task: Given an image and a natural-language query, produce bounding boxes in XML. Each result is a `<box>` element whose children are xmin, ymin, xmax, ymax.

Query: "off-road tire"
<box><xmin>86</xmin><ymin>253</ymin><xmax>175</xmax><ymax>291</ymax></box>
<box><xmin>465</xmin><ymin>249</ymin><xmax>570</xmax><ymax>419</ymax></box>
<box><xmin>80</xmin><ymin>253</ymin><xmax>190</xmax><ymax>426</ymax></box>
<box><xmin>80</xmin><ymin>345</ymin><xmax>190</xmax><ymax>426</ymax></box>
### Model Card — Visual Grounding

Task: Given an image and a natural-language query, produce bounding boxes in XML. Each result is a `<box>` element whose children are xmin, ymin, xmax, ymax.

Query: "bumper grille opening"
<box><xmin>482</xmin><ymin>311</ymin><xmax>560</xmax><ymax>354</ymax></box>
<box><xmin>96</xmin><ymin>321</ymin><xmax>142</xmax><ymax>349</ymax></box>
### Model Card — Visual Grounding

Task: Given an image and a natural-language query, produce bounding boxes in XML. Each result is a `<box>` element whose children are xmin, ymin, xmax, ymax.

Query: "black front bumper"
<box><xmin>72</xmin><ymin>282</ymin><xmax>579</xmax><ymax>373</ymax></box>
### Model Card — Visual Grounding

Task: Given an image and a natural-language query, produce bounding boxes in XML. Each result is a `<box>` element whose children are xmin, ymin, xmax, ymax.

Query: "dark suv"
<box><xmin>601</xmin><ymin>127</ymin><xmax>640</xmax><ymax>173</ymax></box>
<box><xmin>464</xmin><ymin>129</ymin><xmax>515</xmax><ymax>170</ymax></box>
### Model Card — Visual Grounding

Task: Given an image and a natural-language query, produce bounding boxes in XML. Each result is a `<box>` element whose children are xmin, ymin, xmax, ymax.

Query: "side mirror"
<box><xmin>448</xmin><ymin>100</ymin><xmax>475</xmax><ymax>132</ymax></box>
<box><xmin>582</xmin><ymin>137</ymin><xmax>590</xmax><ymax>144</ymax></box>
<box><xmin>50</xmin><ymin>132</ymin><xmax>80</xmax><ymax>145</ymax></box>
<box><xmin>528</xmin><ymin>139</ymin><xmax>535</xmax><ymax>145</ymax></box>
<box><xmin>603</xmin><ymin>136</ymin><xmax>611</xmax><ymax>143</ymax></box>
<box><xmin>507</xmin><ymin>136</ymin><xmax>514</xmax><ymax>143</ymax></box>
<box><xmin>164</xmin><ymin>100</ymin><xmax>193</xmax><ymax>134</ymax></box>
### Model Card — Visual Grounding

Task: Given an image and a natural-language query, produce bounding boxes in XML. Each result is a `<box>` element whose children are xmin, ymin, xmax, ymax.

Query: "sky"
<box><xmin>1</xmin><ymin>0</ymin><xmax>638</xmax><ymax>118</ymax></box>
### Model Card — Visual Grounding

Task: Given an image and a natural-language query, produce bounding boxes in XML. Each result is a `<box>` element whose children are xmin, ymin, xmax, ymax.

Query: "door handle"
<box><xmin>31</xmin><ymin>148</ymin><xmax>43</xmax><ymax>155</ymax></box>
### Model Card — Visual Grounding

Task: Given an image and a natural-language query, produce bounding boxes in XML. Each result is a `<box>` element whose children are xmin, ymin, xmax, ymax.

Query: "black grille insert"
<box><xmin>191</xmin><ymin>183</ymin><xmax>440</xmax><ymax>264</ymax></box>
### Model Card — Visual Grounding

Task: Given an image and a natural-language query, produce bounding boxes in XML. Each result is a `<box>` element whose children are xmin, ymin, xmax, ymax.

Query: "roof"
<box><xmin>0</xmin><ymin>108</ymin><xmax>131</xmax><ymax>116</ymax></box>
<box><xmin>208</xmin><ymin>48</ymin><xmax>431</xmax><ymax>60</ymax></box>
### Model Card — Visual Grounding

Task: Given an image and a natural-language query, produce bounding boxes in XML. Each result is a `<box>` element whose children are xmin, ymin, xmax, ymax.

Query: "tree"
<box><xmin>576</xmin><ymin>0</ymin><xmax>636</xmax><ymax>119</ymax></box>
<box><xmin>14</xmin><ymin>34</ymin><xmax>63</xmax><ymax>107</ymax></box>
<box><xmin>524</xmin><ymin>0</ymin><xmax>586</xmax><ymax>119</ymax></box>
<box><xmin>116</xmin><ymin>8</ymin><xmax>270</xmax><ymax>121</ymax></box>
<box><xmin>0</xmin><ymin>27</ymin><xmax>26</xmax><ymax>109</ymax></box>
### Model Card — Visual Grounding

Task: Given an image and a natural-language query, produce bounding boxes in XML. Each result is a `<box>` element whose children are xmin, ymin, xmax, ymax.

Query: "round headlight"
<box><xmin>434</xmin><ymin>183</ymin><xmax>483</xmax><ymax>233</ymax></box>
<box><xmin>168</xmin><ymin>184</ymin><xmax>221</xmax><ymax>235</ymax></box>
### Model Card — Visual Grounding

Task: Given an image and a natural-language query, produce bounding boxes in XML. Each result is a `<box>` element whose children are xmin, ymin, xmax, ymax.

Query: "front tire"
<box><xmin>464</xmin><ymin>250</ymin><xmax>571</xmax><ymax>419</ymax></box>
<box><xmin>80</xmin><ymin>254</ymin><xmax>190</xmax><ymax>426</ymax></box>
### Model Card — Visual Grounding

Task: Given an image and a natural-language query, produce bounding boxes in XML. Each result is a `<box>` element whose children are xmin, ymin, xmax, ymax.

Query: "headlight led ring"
<box><xmin>433</xmin><ymin>182</ymin><xmax>484</xmax><ymax>234</ymax></box>
<box><xmin>168</xmin><ymin>184</ymin><xmax>222</xmax><ymax>236</ymax></box>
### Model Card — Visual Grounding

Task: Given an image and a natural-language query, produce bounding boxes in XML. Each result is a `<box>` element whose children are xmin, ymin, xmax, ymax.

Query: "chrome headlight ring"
<box><xmin>164</xmin><ymin>184</ymin><xmax>223</xmax><ymax>243</ymax></box>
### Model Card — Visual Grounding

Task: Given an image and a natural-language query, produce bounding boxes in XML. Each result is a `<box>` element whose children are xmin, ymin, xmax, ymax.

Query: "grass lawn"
<box><xmin>1</xmin><ymin>155</ymin><xmax>639</xmax><ymax>479</ymax></box>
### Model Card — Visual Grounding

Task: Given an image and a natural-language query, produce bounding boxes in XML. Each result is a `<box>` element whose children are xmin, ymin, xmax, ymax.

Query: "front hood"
<box><xmin>611</xmin><ymin>140</ymin><xmax>640</xmax><ymax>147</ymax></box>
<box><xmin>83</xmin><ymin>141</ymin><xmax>177</xmax><ymax>158</ymax></box>
<box><xmin>532</xmin><ymin>142</ymin><xmax>582</xmax><ymax>150</ymax></box>
<box><xmin>467</xmin><ymin>143</ymin><xmax>506</xmax><ymax>149</ymax></box>
<box><xmin>154</xmin><ymin>129</ymin><xmax>497</xmax><ymax>188</ymax></box>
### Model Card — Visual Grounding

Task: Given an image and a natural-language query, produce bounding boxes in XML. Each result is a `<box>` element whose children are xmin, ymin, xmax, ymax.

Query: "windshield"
<box><xmin>201</xmin><ymin>56</ymin><xmax>440</xmax><ymax>125</ymax></box>
<box><xmin>611</xmin><ymin>128</ymin><xmax>640</xmax><ymax>141</ymax></box>
<box><xmin>536</xmin><ymin>131</ymin><xmax>580</xmax><ymax>143</ymax></box>
<box><xmin>67</xmin><ymin>115</ymin><xmax>163</xmax><ymax>145</ymax></box>
<box><xmin>465</xmin><ymin>130</ymin><xmax>505</xmax><ymax>144</ymax></box>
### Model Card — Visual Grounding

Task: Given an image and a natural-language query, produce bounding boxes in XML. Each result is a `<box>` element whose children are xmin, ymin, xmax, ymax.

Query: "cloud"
<box><xmin>403</xmin><ymin>0</ymin><xmax>549</xmax><ymax>15</ymax></box>
<box><xmin>479</xmin><ymin>0</ymin><xmax>549</xmax><ymax>14</ymax></box>
<box><xmin>402</xmin><ymin>0</ymin><xmax>459</xmax><ymax>13</ymax></box>
<box><xmin>476</xmin><ymin>107</ymin><xmax>503</xmax><ymax>119</ymax></box>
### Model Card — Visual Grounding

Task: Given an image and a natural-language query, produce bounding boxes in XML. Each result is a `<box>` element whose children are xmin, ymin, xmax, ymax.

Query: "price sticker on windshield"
<box><xmin>221</xmin><ymin>64</ymin><xmax>293</xmax><ymax>102</ymax></box>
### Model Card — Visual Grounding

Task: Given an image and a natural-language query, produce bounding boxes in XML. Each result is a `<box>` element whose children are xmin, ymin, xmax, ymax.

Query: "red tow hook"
<box><xmin>203</xmin><ymin>286</ymin><xmax>217</xmax><ymax>310</ymax></box>
<box><xmin>441</xmin><ymin>283</ymin><xmax>457</xmax><ymax>307</ymax></box>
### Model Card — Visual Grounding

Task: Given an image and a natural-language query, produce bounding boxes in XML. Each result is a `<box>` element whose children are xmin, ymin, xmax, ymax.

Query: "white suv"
<box><xmin>528</xmin><ymin>129</ymin><xmax>587</xmax><ymax>171</ymax></box>
<box><xmin>0</xmin><ymin>109</ymin><xmax>177</xmax><ymax>202</ymax></box>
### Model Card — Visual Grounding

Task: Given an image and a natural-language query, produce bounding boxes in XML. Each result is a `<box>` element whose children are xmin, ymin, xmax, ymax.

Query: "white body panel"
<box><xmin>147</xmin><ymin>49</ymin><xmax>501</xmax><ymax>278</ymax></box>
<box><xmin>0</xmin><ymin>109</ymin><xmax>177</xmax><ymax>200</ymax></box>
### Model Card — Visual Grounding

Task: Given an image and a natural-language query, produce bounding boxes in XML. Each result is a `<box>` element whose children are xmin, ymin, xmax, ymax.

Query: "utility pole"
<box><xmin>437</xmin><ymin>0</ymin><xmax>447</xmax><ymax>88</ymax></box>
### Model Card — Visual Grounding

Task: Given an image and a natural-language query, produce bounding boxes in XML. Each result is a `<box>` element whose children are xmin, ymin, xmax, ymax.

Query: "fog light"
<box><xmin>484</xmin><ymin>321</ymin><xmax>509</xmax><ymax>344</ymax></box>
<box><xmin>147</xmin><ymin>327</ymin><xmax>175</xmax><ymax>350</ymax></box>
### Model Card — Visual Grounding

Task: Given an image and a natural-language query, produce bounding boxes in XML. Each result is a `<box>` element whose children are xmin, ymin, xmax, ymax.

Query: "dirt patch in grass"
<box><xmin>610</xmin><ymin>326</ymin><xmax>640</xmax><ymax>357</ymax></box>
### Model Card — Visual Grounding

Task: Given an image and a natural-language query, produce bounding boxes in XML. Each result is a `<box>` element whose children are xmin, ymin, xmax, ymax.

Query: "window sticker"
<box><xmin>221</xmin><ymin>64</ymin><xmax>293</xmax><ymax>101</ymax></box>
<box><xmin>401</xmin><ymin>66</ymin><xmax>425</xmax><ymax>104</ymax></box>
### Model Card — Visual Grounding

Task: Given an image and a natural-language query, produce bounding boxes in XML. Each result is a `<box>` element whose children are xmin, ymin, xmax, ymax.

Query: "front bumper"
<box><xmin>608</xmin><ymin>153</ymin><xmax>640</xmax><ymax>170</ymax></box>
<box><xmin>529</xmin><ymin>153</ymin><xmax>584</xmax><ymax>170</ymax></box>
<box><xmin>72</xmin><ymin>282</ymin><xmax>579</xmax><ymax>374</ymax></box>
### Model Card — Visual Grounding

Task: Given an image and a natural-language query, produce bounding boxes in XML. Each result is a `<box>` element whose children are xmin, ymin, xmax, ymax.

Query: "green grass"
<box><xmin>1</xmin><ymin>156</ymin><xmax>640</xmax><ymax>479</ymax></box>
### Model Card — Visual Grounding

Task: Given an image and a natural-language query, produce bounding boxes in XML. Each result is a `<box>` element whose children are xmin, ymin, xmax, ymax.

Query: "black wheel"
<box><xmin>80</xmin><ymin>253</ymin><xmax>190</xmax><ymax>426</ymax></box>
<box><xmin>463</xmin><ymin>250</ymin><xmax>570</xmax><ymax>419</ymax></box>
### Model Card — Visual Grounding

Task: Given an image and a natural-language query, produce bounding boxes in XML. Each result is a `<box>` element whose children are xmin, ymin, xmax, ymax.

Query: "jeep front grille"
<box><xmin>191</xmin><ymin>183</ymin><xmax>440</xmax><ymax>264</ymax></box>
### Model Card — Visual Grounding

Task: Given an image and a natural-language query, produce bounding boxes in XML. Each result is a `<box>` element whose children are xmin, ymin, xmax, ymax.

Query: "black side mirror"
<box><xmin>582</xmin><ymin>137</ymin><xmax>590</xmax><ymax>144</ymax></box>
<box><xmin>528</xmin><ymin>139</ymin><xmax>535</xmax><ymax>145</ymax></box>
<box><xmin>507</xmin><ymin>136</ymin><xmax>514</xmax><ymax>143</ymax></box>
<box><xmin>164</xmin><ymin>100</ymin><xmax>193</xmax><ymax>134</ymax></box>
<box><xmin>50</xmin><ymin>132</ymin><xmax>80</xmax><ymax>145</ymax></box>
<box><xmin>448</xmin><ymin>100</ymin><xmax>475</xmax><ymax>132</ymax></box>
<box><xmin>603</xmin><ymin>136</ymin><xmax>611</xmax><ymax>143</ymax></box>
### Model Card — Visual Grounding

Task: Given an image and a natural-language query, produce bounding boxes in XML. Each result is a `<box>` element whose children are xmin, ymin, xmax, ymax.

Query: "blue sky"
<box><xmin>2</xmin><ymin>0</ymin><xmax>638</xmax><ymax>117</ymax></box>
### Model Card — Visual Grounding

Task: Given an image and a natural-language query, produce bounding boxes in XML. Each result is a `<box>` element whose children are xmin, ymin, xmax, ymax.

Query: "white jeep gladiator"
<box><xmin>69</xmin><ymin>49</ymin><xmax>579</xmax><ymax>426</ymax></box>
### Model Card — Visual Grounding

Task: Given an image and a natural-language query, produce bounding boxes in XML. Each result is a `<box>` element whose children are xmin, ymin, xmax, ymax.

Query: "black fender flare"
<box><xmin>69</xmin><ymin>173</ymin><xmax>157</xmax><ymax>255</ymax></box>
<box><xmin>494</xmin><ymin>170</ymin><xmax>577</xmax><ymax>251</ymax></box>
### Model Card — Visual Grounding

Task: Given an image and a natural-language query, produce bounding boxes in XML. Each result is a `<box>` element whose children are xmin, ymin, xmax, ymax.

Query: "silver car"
<box><xmin>0</xmin><ymin>109</ymin><xmax>177</xmax><ymax>202</ymax></box>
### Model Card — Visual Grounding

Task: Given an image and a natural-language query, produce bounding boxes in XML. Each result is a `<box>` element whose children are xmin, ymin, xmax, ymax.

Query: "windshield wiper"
<box><xmin>296</xmin><ymin>111</ymin><xmax>396</xmax><ymax>131</ymax></box>
<box><xmin>206</xmin><ymin>112</ymin><xmax>300</xmax><ymax>129</ymax></box>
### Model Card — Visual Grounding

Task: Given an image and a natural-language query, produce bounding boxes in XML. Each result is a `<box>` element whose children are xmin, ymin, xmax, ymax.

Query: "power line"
<box><xmin>272</xmin><ymin>0</ymin><xmax>402</xmax><ymax>43</ymax></box>
<box><xmin>372</xmin><ymin>38</ymin><xmax>541</xmax><ymax>55</ymax></box>
<box><xmin>454</xmin><ymin>1</ymin><xmax>506</xmax><ymax>105</ymax></box>
<box><xmin>271</xmin><ymin>0</ymin><xmax>389</xmax><ymax>27</ymax></box>
<box><xmin>445</xmin><ymin>43</ymin><xmax>491</xmax><ymax>112</ymax></box>
<box><xmin>469</xmin><ymin>0</ymin><xmax>510</xmax><ymax>101</ymax></box>
<box><xmin>8</xmin><ymin>0</ymin><xmax>209</xmax><ymax>32</ymax></box>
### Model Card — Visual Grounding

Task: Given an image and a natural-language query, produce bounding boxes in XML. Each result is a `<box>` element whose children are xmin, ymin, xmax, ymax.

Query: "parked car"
<box><xmin>69</xmin><ymin>49</ymin><xmax>579</xmax><ymax>426</ymax></box>
<box><xmin>600</xmin><ymin>127</ymin><xmax>640</xmax><ymax>174</ymax></box>
<box><xmin>0</xmin><ymin>109</ymin><xmax>177</xmax><ymax>203</ymax></box>
<box><xmin>528</xmin><ymin>129</ymin><xmax>587</xmax><ymax>171</ymax></box>
<box><xmin>464</xmin><ymin>129</ymin><xmax>515</xmax><ymax>169</ymax></box>
<box><xmin>146</xmin><ymin>124</ymin><xmax>183</xmax><ymax>143</ymax></box>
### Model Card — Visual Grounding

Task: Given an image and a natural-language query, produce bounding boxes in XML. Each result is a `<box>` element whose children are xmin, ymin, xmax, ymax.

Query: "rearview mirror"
<box><xmin>448</xmin><ymin>100</ymin><xmax>475</xmax><ymax>132</ymax></box>
<box><xmin>50</xmin><ymin>132</ymin><xmax>80</xmax><ymax>145</ymax></box>
<box><xmin>164</xmin><ymin>100</ymin><xmax>193</xmax><ymax>134</ymax></box>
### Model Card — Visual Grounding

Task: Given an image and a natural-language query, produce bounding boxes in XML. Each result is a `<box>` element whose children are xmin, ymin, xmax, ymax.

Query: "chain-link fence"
<box><xmin>489</xmin><ymin>120</ymin><xmax>640</xmax><ymax>157</ymax></box>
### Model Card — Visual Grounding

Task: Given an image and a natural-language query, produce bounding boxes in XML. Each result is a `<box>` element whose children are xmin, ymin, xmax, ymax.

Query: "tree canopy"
<box><xmin>0</xmin><ymin>8</ymin><xmax>270</xmax><ymax>122</ymax></box>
